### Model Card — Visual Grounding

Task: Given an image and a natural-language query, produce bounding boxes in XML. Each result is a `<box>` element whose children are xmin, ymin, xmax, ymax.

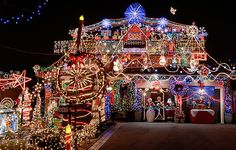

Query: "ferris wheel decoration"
<box><xmin>57</xmin><ymin>53</ymin><xmax>106</xmax><ymax>103</ymax></box>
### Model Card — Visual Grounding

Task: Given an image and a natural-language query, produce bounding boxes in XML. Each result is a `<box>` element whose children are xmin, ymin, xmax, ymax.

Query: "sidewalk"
<box><xmin>88</xmin><ymin>124</ymin><xmax>120</xmax><ymax>150</ymax></box>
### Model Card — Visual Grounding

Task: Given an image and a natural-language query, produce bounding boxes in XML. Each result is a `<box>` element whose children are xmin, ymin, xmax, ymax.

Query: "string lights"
<box><xmin>1</xmin><ymin>2</ymin><xmax>236</xmax><ymax>150</ymax></box>
<box><xmin>0</xmin><ymin>0</ymin><xmax>49</xmax><ymax>24</ymax></box>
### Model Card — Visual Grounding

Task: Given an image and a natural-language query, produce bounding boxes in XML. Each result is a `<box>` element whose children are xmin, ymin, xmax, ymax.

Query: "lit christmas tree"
<box><xmin>21</xmin><ymin>88</ymin><xmax>32</xmax><ymax>123</ymax></box>
<box><xmin>32</xmin><ymin>83</ymin><xmax>43</xmax><ymax>120</ymax></box>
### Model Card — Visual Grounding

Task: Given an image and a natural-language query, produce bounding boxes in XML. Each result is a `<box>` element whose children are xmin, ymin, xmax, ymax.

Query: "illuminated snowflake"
<box><xmin>124</xmin><ymin>3</ymin><xmax>146</xmax><ymax>24</ymax></box>
<box><xmin>101</xmin><ymin>18</ymin><xmax>111</xmax><ymax>28</ymax></box>
<box><xmin>197</xmin><ymin>27</ymin><xmax>208</xmax><ymax>39</ymax></box>
<box><xmin>158</xmin><ymin>17</ymin><xmax>168</xmax><ymax>27</ymax></box>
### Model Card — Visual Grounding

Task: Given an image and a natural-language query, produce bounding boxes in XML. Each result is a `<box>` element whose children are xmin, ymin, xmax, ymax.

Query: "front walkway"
<box><xmin>93</xmin><ymin>122</ymin><xmax>236</xmax><ymax>150</ymax></box>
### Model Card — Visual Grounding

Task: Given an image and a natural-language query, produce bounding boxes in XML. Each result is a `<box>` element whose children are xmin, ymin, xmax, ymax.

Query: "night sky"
<box><xmin>0</xmin><ymin>0</ymin><xmax>235</xmax><ymax>76</ymax></box>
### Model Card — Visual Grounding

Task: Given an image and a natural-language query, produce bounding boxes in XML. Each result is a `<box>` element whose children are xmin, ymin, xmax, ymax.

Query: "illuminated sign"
<box><xmin>192</xmin><ymin>53</ymin><xmax>207</xmax><ymax>61</ymax></box>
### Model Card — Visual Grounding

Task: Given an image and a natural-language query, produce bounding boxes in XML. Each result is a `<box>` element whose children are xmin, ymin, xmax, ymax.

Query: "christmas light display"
<box><xmin>0</xmin><ymin>105</ymin><xmax>18</xmax><ymax>135</ymax></box>
<box><xmin>31</xmin><ymin>15</ymin><xmax>107</xmax><ymax>149</ymax></box>
<box><xmin>57</xmin><ymin>53</ymin><xmax>106</xmax><ymax>103</ymax></box>
<box><xmin>0</xmin><ymin>70</ymin><xmax>31</xmax><ymax>91</ymax></box>
<box><xmin>0</xmin><ymin>0</ymin><xmax>49</xmax><ymax>24</ymax></box>
<box><xmin>2</xmin><ymin>2</ymin><xmax>236</xmax><ymax>150</ymax></box>
<box><xmin>32</xmin><ymin>83</ymin><xmax>43</xmax><ymax>120</ymax></box>
<box><xmin>102</xmin><ymin>19</ymin><xmax>111</xmax><ymax>29</ymax></box>
<box><xmin>20</xmin><ymin>88</ymin><xmax>33</xmax><ymax>122</ymax></box>
<box><xmin>124</xmin><ymin>3</ymin><xmax>146</xmax><ymax>24</ymax></box>
<box><xmin>0</xmin><ymin>70</ymin><xmax>32</xmax><ymax>133</ymax></box>
<box><xmin>110</xmin><ymin>80</ymin><xmax>137</xmax><ymax>112</ymax></box>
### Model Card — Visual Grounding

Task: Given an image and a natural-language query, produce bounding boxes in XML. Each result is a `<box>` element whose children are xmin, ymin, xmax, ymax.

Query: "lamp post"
<box><xmin>73</xmin><ymin>103</ymin><xmax>78</xmax><ymax>150</ymax></box>
<box><xmin>143</xmin><ymin>92</ymin><xmax>146</xmax><ymax>121</ymax></box>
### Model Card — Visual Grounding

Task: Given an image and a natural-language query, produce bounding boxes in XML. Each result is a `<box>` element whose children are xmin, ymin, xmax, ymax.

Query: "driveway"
<box><xmin>99</xmin><ymin>122</ymin><xmax>236</xmax><ymax>150</ymax></box>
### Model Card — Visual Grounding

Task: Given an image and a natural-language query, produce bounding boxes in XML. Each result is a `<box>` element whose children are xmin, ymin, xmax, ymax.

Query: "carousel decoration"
<box><xmin>33</xmin><ymin>14</ymin><xmax>107</xmax><ymax>147</ymax></box>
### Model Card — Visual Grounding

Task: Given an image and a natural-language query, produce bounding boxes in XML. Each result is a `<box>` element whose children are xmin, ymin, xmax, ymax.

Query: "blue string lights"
<box><xmin>124</xmin><ymin>3</ymin><xmax>146</xmax><ymax>24</ymax></box>
<box><xmin>0</xmin><ymin>0</ymin><xmax>48</xmax><ymax>24</ymax></box>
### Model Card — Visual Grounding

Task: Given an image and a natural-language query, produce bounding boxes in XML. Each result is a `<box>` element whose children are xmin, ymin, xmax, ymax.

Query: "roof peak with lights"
<box><xmin>65</xmin><ymin>3</ymin><xmax>208</xmax><ymax>71</ymax></box>
<box><xmin>83</xmin><ymin>3</ymin><xmax>198</xmax><ymax>32</ymax></box>
<box><xmin>51</xmin><ymin>3</ymin><xmax>235</xmax><ymax>81</ymax></box>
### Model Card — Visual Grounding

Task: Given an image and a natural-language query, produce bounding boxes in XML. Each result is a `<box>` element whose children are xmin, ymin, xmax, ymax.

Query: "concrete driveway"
<box><xmin>99</xmin><ymin>122</ymin><xmax>236</xmax><ymax>150</ymax></box>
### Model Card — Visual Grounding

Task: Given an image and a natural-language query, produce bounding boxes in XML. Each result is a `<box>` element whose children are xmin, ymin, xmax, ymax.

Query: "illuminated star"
<box><xmin>12</xmin><ymin>70</ymin><xmax>31</xmax><ymax>91</ymax></box>
<box><xmin>170</xmin><ymin>7</ymin><xmax>177</xmax><ymax>15</ymax></box>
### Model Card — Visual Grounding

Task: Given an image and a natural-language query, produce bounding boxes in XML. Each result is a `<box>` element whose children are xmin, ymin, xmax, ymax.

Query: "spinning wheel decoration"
<box><xmin>57</xmin><ymin>53</ymin><xmax>106</xmax><ymax>103</ymax></box>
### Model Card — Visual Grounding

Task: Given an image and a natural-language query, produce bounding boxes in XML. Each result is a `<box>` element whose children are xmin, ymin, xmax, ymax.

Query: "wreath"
<box><xmin>169</xmin><ymin>78</ymin><xmax>189</xmax><ymax>96</ymax></box>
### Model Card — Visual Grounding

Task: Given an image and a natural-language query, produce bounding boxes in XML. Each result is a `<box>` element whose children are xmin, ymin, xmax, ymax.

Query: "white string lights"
<box><xmin>45</xmin><ymin>9</ymin><xmax>236</xmax><ymax>82</ymax></box>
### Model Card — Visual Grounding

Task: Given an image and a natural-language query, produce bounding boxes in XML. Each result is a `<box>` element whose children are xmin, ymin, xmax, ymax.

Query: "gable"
<box><xmin>123</xmin><ymin>24</ymin><xmax>147</xmax><ymax>48</ymax></box>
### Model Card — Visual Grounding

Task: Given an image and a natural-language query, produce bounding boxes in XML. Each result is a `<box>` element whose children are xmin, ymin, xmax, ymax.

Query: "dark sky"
<box><xmin>0</xmin><ymin>0</ymin><xmax>235</xmax><ymax>75</ymax></box>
